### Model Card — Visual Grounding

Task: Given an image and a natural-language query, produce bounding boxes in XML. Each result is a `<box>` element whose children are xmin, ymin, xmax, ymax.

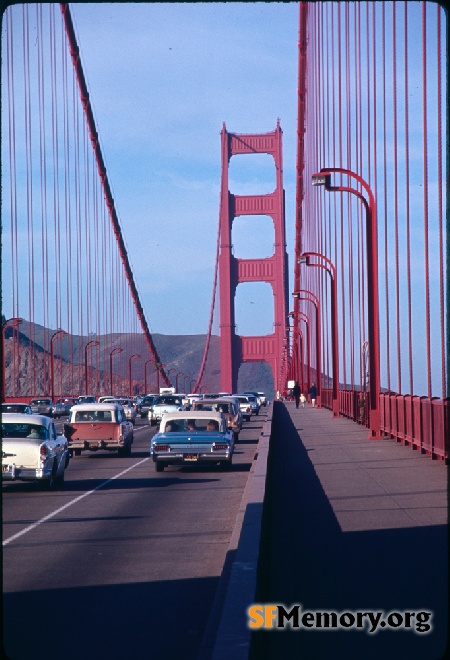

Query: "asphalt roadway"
<box><xmin>206</xmin><ymin>401</ymin><xmax>448</xmax><ymax>660</ymax></box>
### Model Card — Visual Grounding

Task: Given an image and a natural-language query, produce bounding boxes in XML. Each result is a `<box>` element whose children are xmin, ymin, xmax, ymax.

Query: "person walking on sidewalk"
<box><xmin>300</xmin><ymin>392</ymin><xmax>306</xmax><ymax>407</ymax></box>
<box><xmin>293</xmin><ymin>381</ymin><xmax>301</xmax><ymax>409</ymax></box>
<box><xmin>308</xmin><ymin>382</ymin><xmax>317</xmax><ymax>407</ymax></box>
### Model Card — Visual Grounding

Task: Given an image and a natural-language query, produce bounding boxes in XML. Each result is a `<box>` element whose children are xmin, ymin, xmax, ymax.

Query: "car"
<box><xmin>98</xmin><ymin>396</ymin><xmax>117</xmax><ymax>404</ymax></box>
<box><xmin>77</xmin><ymin>395</ymin><xmax>96</xmax><ymax>404</ymax></box>
<box><xmin>52</xmin><ymin>400</ymin><xmax>67</xmax><ymax>419</ymax></box>
<box><xmin>242</xmin><ymin>391</ymin><xmax>262</xmax><ymax>411</ymax></box>
<box><xmin>149</xmin><ymin>394</ymin><xmax>185</xmax><ymax>426</ymax></box>
<box><xmin>64</xmin><ymin>403</ymin><xmax>134</xmax><ymax>456</ymax></box>
<box><xmin>1</xmin><ymin>403</ymin><xmax>32</xmax><ymax>415</ymax></box>
<box><xmin>29</xmin><ymin>398</ymin><xmax>55</xmax><ymax>417</ymax></box>
<box><xmin>140</xmin><ymin>394</ymin><xmax>159</xmax><ymax>418</ymax></box>
<box><xmin>56</xmin><ymin>398</ymin><xmax>78</xmax><ymax>414</ymax></box>
<box><xmin>245</xmin><ymin>394</ymin><xmax>260</xmax><ymax>415</ymax></box>
<box><xmin>111</xmin><ymin>398</ymin><xmax>137</xmax><ymax>424</ymax></box>
<box><xmin>186</xmin><ymin>393</ymin><xmax>202</xmax><ymax>408</ymax></box>
<box><xmin>150</xmin><ymin>411</ymin><xmax>235</xmax><ymax>472</ymax></box>
<box><xmin>232</xmin><ymin>395</ymin><xmax>253</xmax><ymax>422</ymax></box>
<box><xmin>257</xmin><ymin>392</ymin><xmax>267</xmax><ymax>406</ymax></box>
<box><xmin>192</xmin><ymin>397</ymin><xmax>243</xmax><ymax>439</ymax></box>
<box><xmin>2</xmin><ymin>413</ymin><xmax>70</xmax><ymax>488</ymax></box>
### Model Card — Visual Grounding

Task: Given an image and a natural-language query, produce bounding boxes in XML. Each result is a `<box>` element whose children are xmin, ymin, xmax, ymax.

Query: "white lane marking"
<box><xmin>2</xmin><ymin>457</ymin><xmax>150</xmax><ymax>546</ymax></box>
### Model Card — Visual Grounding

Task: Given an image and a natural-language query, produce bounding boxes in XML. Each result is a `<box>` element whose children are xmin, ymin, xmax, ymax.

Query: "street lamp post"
<box><xmin>291</xmin><ymin>289</ymin><xmax>322</xmax><ymax>407</ymax></box>
<box><xmin>299</xmin><ymin>252</ymin><xmax>339</xmax><ymax>417</ymax></box>
<box><xmin>175</xmin><ymin>371</ymin><xmax>184</xmax><ymax>392</ymax></box>
<box><xmin>109</xmin><ymin>347</ymin><xmax>123</xmax><ymax>395</ymax></box>
<box><xmin>183</xmin><ymin>375</ymin><xmax>191</xmax><ymax>393</ymax></box>
<box><xmin>287</xmin><ymin>313</ymin><xmax>311</xmax><ymax>396</ymax></box>
<box><xmin>129</xmin><ymin>354</ymin><xmax>141</xmax><ymax>396</ymax></box>
<box><xmin>50</xmin><ymin>330</ymin><xmax>67</xmax><ymax>401</ymax></box>
<box><xmin>2</xmin><ymin>317</ymin><xmax>22</xmax><ymax>401</ymax></box>
<box><xmin>144</xmin><ymin>359</ymin><xmax>153</xmax><ymax>394</ymax></box>
<box><xmin>155</xmin><ymin>363</ymin><xmax>166</xmax><ymax>392</ymax></box>
<box><xmin>84</xmin><ymin>340</ymin><xmax>100</xmax><ymax>395</ymax></box>
<box><xmin>166</xmin><ymin>367</ymin><xmax>176</xmax><ymax>386</ymax></box>
<box><xmin>312</xmin><ymin>168</ymin><xmax>381</xmax><ymax>437</ymax></box>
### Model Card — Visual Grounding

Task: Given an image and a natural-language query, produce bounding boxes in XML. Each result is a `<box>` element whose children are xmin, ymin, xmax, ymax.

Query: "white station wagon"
<box><xmin>2</xmin><ymin>413</ymin><xmax>70</xmax><ymax>488</ymax></box>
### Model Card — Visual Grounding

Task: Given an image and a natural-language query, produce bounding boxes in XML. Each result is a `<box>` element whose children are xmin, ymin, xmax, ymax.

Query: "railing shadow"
<box><xmin>250</xmin><ymin>402</ymin><xmax>448</xmax><ymax>660</ymax></box>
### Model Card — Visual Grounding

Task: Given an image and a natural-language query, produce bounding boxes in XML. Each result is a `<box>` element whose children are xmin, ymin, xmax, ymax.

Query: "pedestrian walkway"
<box><xmin>250</xmin><ymin>401</ymin><xmax>448</xmax><ymax>659</ymax></box>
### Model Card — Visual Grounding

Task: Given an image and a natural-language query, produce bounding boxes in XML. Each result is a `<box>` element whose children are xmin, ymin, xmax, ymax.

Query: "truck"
<box><xmin>159</xmin><ymin>387</ymin><xmax>176</xmax><ymax>395</ymax></box>
<box><xmin>63</xmin><ymin>403</ymin><xmax>134</xmax><ymax>457</ymax></box>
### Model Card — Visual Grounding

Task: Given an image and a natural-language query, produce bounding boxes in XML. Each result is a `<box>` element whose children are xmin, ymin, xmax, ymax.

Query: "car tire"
<box><xmin>74</xmin><ymin>449</ymin><xmax>82</xmax><ymax>456</ymax></box>
<box><xmin>220</xmin><ymin>459</ymin><xmax>232</xmax><ymax>470</ymax></box>
<box><xmin>41</xmin><ymin>461</ymin><xmax>58</xmax><ymax>490</ymax></box>
<box><xmin>245</xmin><ymin>416</ymin><xmax>251</xmax><ymax>422</ymax></box>
<box><xmin>155</xmin><ymin>462</ymin><xmax>164</xmax><ymax>472</ymax></box>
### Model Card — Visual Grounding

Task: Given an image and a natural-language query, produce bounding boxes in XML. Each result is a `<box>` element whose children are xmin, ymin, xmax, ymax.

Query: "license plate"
<box><xmin>184</xmin><ymin>454</ymin><xmax>198</xmax><ymax>461</ymax></box>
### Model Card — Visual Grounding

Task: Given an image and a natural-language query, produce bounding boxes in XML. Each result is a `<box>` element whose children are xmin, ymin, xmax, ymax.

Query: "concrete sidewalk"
<box><xmin>250</xmin><ymin>401</ymin><xmax>448</xmax><ymax>659</ymax></box>
<box><xmin>203</xmin><ymin>401</ymin><xmax>448</xmax><ymax>659</ymax></box>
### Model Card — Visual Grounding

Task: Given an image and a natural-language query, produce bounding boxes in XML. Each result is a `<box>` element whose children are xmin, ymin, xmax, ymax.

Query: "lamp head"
<box><xmin>311</xmin><ymin>172</ymin><xmax>331</xmax><ymax>187</ymax></box>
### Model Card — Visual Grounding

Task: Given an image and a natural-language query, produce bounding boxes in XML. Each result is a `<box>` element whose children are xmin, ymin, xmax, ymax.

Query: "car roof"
<box><xmin>2</xmin><ymin>413</ymin><xmax>52</xmax><ymax>425</ymax></box>
<box><xmin>71</xmin><ymin>403</ymin><xmax>119</xmax><ymax>411</ymax></box>
<box><xmin>197</xmin><ymin>397</ymin><xmax>236</xmax><ymax>405</ymax></box>
<box><xmin>159</xmin><ymin>410</ymin><xmax>223</xmax><ymax>421</ymax></box>
<box><xmin>1</xmin><ymin>403</ymin><xmax>29</xmax><ymax>408</ymax></box>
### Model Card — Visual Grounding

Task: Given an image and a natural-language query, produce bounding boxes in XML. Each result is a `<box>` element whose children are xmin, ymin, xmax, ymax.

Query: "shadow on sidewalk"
<box><xmin>250</xmin><ymin>402</ymin><xmax>448</xmax><ymax>660</ymax></box>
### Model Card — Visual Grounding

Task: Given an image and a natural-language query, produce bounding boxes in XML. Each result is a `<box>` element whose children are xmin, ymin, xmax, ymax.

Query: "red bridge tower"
<box><xmin>219</xmin><ymin>121</ymin><xmax>289</xmax><ymax>394</ymax></box>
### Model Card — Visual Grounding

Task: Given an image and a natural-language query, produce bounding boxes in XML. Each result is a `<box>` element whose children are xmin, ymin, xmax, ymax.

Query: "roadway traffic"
<box><xmin>2</xmin><ymin>408</ymin><xmax>267</xmax><ymax>660</ymax></box>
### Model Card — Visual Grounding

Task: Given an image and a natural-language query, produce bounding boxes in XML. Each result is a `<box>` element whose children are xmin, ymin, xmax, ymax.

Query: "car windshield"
<box><xmin>2</xmin><ymin>423</ymin><xmax>48</xmax><ymax>439</ymax></box>
<box><xmin>31</xmin><ymin>399</ymin><xmax>51</xmax><ymax>405</ymax></box>
<box><xmin>2</xmin><ymin>404</ymin><xmax>28</xmax><ymax>413</ymax></box>
<box><xmin>162</xmin><ymin>418</ymin><xmax>221</xmax><ymax>432</ymax></box>
<box><xmin>74</xmin><ymin>410</ymin><xmax>112</xmax><ymax>422</ymax></box>
<box><xmin>196</xmin><ymin>403</ymin><xmax>230</xmax><ymax>413</ymax></box>
<box><xmin>156</xmin><ymin>396</ymin><xmax>181</xmax><ymax>405</ymax></box>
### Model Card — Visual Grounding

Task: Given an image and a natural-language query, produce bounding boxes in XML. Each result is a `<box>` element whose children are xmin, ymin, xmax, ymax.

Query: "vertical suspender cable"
<box><xmin>436</xmin><ymin>6</ymin><xmax>445</xmax><ymax>399</ymax></box>
<box><xmin>381</xmin><ymin>4</ymin><xmax>391</xmax><ymax>394</ymax></box>
<box><xmin>392</xmin><ymin>2</ymin><xmax>401</xmax><ymax>393</ymax></box>
<box><xmin>60</xmin><ymin>3</ymin><xmax>169</xmax><ymax>386</ymax></box>
<box><xmin>403</xmin><ymin>2</ymin><xmax>413</xmax><ymax>395</ymax></box>
<box><xmin>421</xmin><ymin>1</ymin><xmax>431</xmax><ymax>398</ymax></box>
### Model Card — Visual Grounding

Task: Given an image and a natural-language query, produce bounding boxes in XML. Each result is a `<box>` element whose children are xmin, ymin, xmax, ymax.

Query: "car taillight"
<box><xmin>213</xmin><ymin>444</ymin><xmax>228</xmax><ymax>451</ymax></box>
<box><xmin>155</xmin><ymin>445</ymin><xmax>169</xmax><ymax>452</ymax></box>
<box><xmin>246</xmin><ymin>407</ymin><xmax>251</xmax><ymax>412</ymax></box>
<box><xmin>40</xmin><ymin>445</ymin><xmax>48</xmax><ymax>456</ymax></box>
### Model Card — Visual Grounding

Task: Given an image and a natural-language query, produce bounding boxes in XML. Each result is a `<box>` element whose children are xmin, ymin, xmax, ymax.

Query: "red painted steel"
<box><xmin>296</xmin><ymin>3</ymin><xmax>446</xmax><ymax>459</ymax></box>
<box><xmin>219</xmin><ymin>122</ymin><xmax>288</xmax><ymax>394</ymax></box>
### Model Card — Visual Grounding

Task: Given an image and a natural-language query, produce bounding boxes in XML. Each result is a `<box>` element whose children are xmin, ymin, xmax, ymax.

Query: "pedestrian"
<box><xmin>293</xmin><ymin>381</ymin><xmax>301</xmax><ymax>409</ymax></box>
<box><xmin>300</xmin><ymin>392</ymin><xmax>306</xmax><ymax>407</ymax></box>
<box><xmin>308</xmin><ymin>382</ymin><xmax>317</xmax><ymax>408</ymax></box>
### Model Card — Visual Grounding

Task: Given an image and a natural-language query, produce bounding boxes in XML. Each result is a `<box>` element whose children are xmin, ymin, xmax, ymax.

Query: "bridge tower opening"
<box><xmin>218</xmin><ymin>121</ymin><xmax>289</xmax><ymax>394</ymax></box>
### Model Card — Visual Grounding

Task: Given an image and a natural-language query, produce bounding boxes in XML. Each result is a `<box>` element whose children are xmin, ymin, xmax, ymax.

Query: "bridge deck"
<box><xmin>208</xmin><ymin>401</ymin><xmax>448</xmax><ymax>660</ymax></box>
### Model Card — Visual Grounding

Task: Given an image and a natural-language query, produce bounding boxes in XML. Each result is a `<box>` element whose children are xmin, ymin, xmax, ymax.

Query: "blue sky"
<box><xmin>67</xmin><ymin>2</ymin><xmax>300</xmax><ymax>336</ymax></box>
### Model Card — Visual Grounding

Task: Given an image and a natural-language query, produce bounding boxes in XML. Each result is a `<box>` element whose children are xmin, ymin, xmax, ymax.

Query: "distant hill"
<box><xmin>3</xmin><ymin>320</ymin><xmax>275</xmax><ymax>400</ymax></box>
